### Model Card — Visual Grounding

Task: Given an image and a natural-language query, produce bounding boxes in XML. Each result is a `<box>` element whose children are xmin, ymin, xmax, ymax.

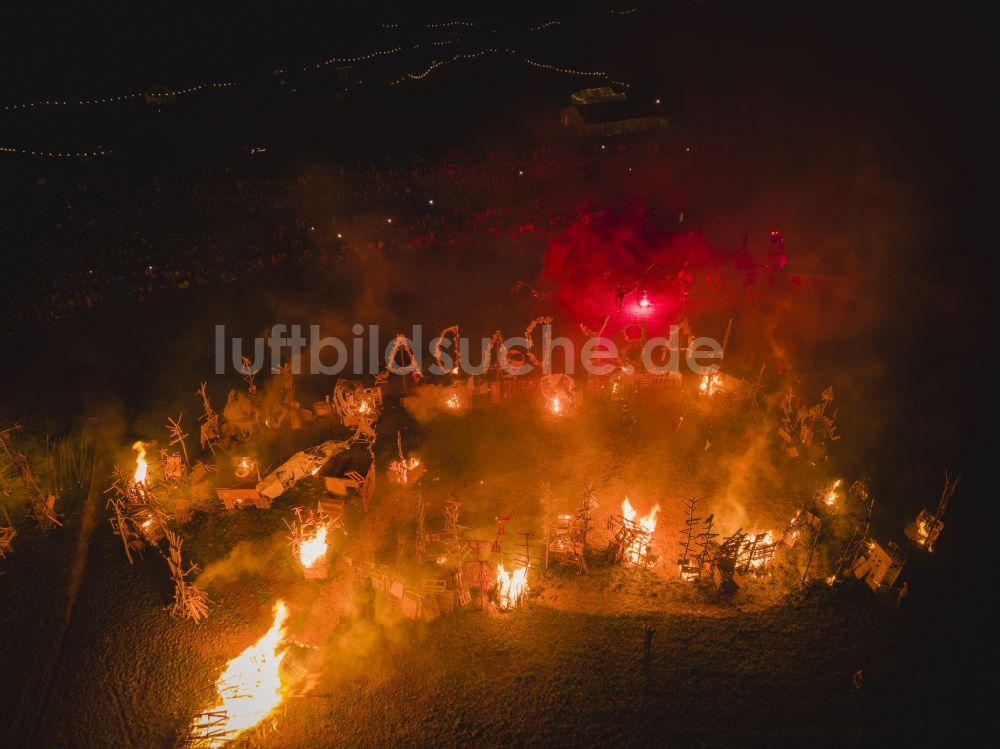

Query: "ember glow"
<box><xmin>389</xmin><ymin>456</ymin><xmax>423</xmax><ymax>484</ymax></box>
<box><xmin>496</xmin><ymin>562</ymin><xmax>529</xmax><ymax>610</ymax></box>
<box><xmin>234</xmin><ymin>457</ymin><xmax>255</xmax><ymax>479</ymax></box>
<box><xmin>195</xmin><ymin>601</ymin><xmax>289</xmax><ymax>746</ymax></box>
<box><xmin>548</xmin><ymin>397</ymin><xmax>562</xmax><ymax>414</ymax></box>
<box><xmin>699</xmin><ymin>371</ymin><xmax>722</xmax><ymax>396</ymax></box>
<box><xmin>132</xmin><ymin>441</ymin><xmax>148</xmax><ymax>484</ymax></box>
<box><xmin>447</xmin><ymin>392</ymin><xmax>461</xmax><ymax>409</ymax></box>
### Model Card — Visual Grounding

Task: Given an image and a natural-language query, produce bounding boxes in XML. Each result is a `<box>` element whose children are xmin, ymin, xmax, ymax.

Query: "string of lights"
<box><xmin>3</xmin><ymin>6</ymin><xmax>636</xmax><ymax>115</ymax></box>
<box><xmin>388</xmin><ymin>47</ymin><xmax>627</xmax><ymax>87</ymax></box>
<box><xmin>425</xmin><ymin>21</ymin><xmax>481</xmax><ymax>28</ymax></box>
<box><xmin>521</xmin><ymin>21</ymin><xmax>562</xmax><ymax>31</ymax></box>
<box><xmin>2</xmin><ymin>12</ymin><xmax>633</xmax><ymax>158</ymax></box>
<box><xmin>276</xmin><ymin>45</ymin><xmax>405</xmax><ymax>75</ymax></box>
<box><xmin>0</xmin><ymin>145</ymin><xmax>111</xmax><ymax>158</ymax></box>
<box><xmin>0</xmin><ymin>81</ymin><xmax>236</xmax><ymax>112</ymax></box>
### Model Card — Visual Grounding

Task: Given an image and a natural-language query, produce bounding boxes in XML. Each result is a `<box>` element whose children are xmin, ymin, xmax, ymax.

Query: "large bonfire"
<box><xmin>190</xmin><ymin>601</ymin><xmax>290</xmax><ymax>746</ymax></box>
<box><xmin>496</xmin><ymin>563</ymin><xmax>529</xmax><ymax>611</ymax></box>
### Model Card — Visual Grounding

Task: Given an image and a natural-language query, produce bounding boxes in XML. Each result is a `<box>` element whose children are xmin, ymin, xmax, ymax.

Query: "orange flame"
<box><xmin>699</xmin><ymin>371</ymin><xmax>722</xmax><ymax>396</ymax></box>
<box><xmin>195</xmin><ymin>601</ymin><xmax>289</xmax><ymax>745</ymax></box>
<box><xmin>548</xmin><ymin>397</ymin><xmax>562</xmax><ymax>415</ymax></box>
<box><xmin>132</xmin><ymin>441</ymin><xmax>148</xmax><ymax>484</ymax></box>
<box><xmin>621</xmin><ymin>497</ymin><xmax>659</xmax><ymax>564</ymax></box>
<box><xmin>822</xmin><ymin>479</ymin><xmax>842</xmax><ymax>506</ymax></box>
<box><xmin>496</xmin><ymin>563</ymin><xmax>529</xmax><ymax>610</ymax></box>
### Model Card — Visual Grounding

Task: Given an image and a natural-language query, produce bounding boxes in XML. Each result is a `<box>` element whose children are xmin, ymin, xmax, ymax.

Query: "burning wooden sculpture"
<box><xmin>388</xmin><ymin>431</ymin><xmax>424</xmax><ymax>486</ymax></box>
<box><xmin>286</xmin><ymin>506</ymin><xmax>334</xmax><ymax>579</ymax></box>
<box><xmin>783</xmin><ymin>507</ymin><xmax>822</xmax><ymax>549</ymax></box>
<box><xmin>852</xmin><ymin>539</ymin><xmax>906</xmax><ymax>592</ymax></box>
<box><xmin>188</xmin><ymin>601</ymin><xmax>289</xmax><ymax>747</ymax></box>
<box><xmin>546</xmin><ymin>485</ymin><xmax>596</xmax><ymax>574</ymax></box>
<box><xmin>106</xmin><ymin>447</ymin><xmax>172</xmax><ymax>562</ymax></box>
<box><xmin>215</xmin><ymin>454</ymin><xmax>268</xmax><ymax>510</ymax></box>
<box><xmin>705</xmin><ymin>530</ymin><xmax>744</xmax><ymax>595</ymax></box>
<box><xmin>905</xmin><ymin>469</ymin><xmax>960</xmax><ymax>552</ymax></box>
<box><xmin>318</xmin><ymin>445</ymin><xmax>375</xmax><ymax>509</ymax></box>
<box><xmin>607</xmin><ymin>497</ymin><xmax>660</xmax><ymax>568</ymax></box>
<box><xmin>333</xmin><ymin>378</ymin><xmax>382</xmax><ymax>430</ymax></box>
<box><xmin>255</xmin><ymin>439</ymin><xmax>348</xmax><ymax>501</ymax></box>
<box><xmin>778</xmin><ymin>386</ymin><xmax>841</xmax><ymax>458</ymax></box>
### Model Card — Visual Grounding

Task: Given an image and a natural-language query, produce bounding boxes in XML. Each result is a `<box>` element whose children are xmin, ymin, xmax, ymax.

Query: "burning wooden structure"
<box><xmin>215</xmin><ymin>454</ymin><xmax>270</xmax><ymax>510</ymax></box>
<box><xmin>704</xmin><ymin>530</ymin><xmax>743</xmax><ymax>595</ymax></box>
<box><xmin>286</xmin><ymin>506</ymin><xmax>335</xmax><ymax>579</ymax></box>
<box><xmin>317</xmin><ymin>445</ymin><xmax>375</xmax><ymax>508</ymax></box>
<box><xmin>783</xmin><ymin>507</ymin><xmax>822</xmax><ymax>549</ymax></box>
<box><xmin>851</xmin><ymin>540</ymin><xmax>906</xmax><ymax>592</ymax></box>
<box><xmin>778</xmin><ymin>386</ymin><xmax>841</xmax><ymax>458</ymax></box>
<box><xmin>255</xmin><ymin>439</ymin><xmax>348</xmax><ymax>501</ymax></box>
<box><xmin>331</xmin><ymin>378</ymin><xmax>383</xmax><ymax>430</ymax></box>
<box><xmin>607</xmin><ymin>497</ymin><xmax>660</xmax><ymax>568</ymax></box>
<box><xmin>905</xmin><ymin>469</ymin><xmax>960</xmax><ymax>552</ymax></box>
<box><xmin>388</xmin><ymin>431</ymin><xmax>424</xmax><ymax>486</ymax></box>
<box><xmin>698</xmin><ymin>524</ymin><xmax>781</xmax><ymax>594</ymax></box>
<box><xmin>545</xmin><ymin>485</ymin><xmax>596</xmax><ymax>573</ymax></box>
<box><xmin>105</xmin><ymin>457</ymin><xmax>172</xmax><ymax>562</ymax></box>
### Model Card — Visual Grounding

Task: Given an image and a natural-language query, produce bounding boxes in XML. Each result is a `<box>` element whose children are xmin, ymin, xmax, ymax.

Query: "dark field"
<box><xmin>1</xmin><ymin>3</ymin><xmax>989</xmax><ymax>747</ymax></box>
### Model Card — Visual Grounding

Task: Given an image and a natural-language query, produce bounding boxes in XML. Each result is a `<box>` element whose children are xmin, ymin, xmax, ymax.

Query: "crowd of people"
<box><xmin>5</xmin><ymin>141</ymin><xmax>667</xmax><ymax>323</ymax></box>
